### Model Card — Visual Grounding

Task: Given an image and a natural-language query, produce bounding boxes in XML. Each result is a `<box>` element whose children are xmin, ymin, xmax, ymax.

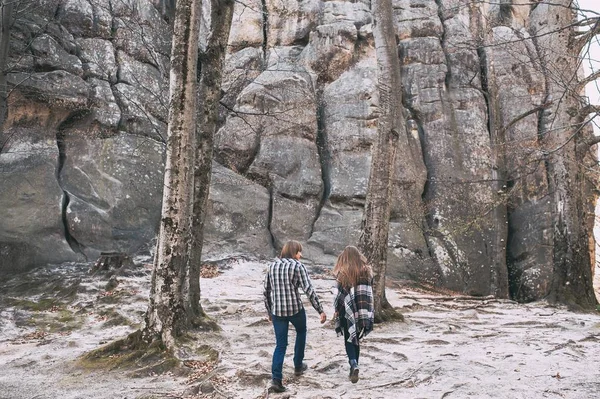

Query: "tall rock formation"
<box><xmin>0</xmin><ymin>0</ymin><xmax>597</xmax><ymax>305</ymax></box>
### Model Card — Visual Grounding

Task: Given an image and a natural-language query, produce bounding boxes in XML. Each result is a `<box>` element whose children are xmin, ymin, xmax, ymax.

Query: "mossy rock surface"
<box><xmin>195</xmin><ymin>344</ymin><xmax>219</xmax><ymax>362</ymax></box>
<box><xmin>79</xmin><ymin>331</ymin><xmax>180</xmax><ymax>376</ymax></box>
<box><xmin>79</xmin><ymin>329</ymin><xmax>224</xmax><ymax>380</ymax></box>
<box><xmin>5</xmin><ymin>297</ymin><xmax>63</xmax><ymax>311</ymax></box>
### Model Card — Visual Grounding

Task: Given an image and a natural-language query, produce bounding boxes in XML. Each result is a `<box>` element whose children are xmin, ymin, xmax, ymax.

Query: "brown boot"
<box><xmin>294</xmin><ymin>362</ymin><xmax>308</xmax><ymax>376</ymax></box>
<box><xmin>270</xmin><ymin>379</ymin><xmax>286</xmax><ymax>393</ymax></box>
<box><xmin>349</xmin><ymin>364</ymin><xmax>359</xmax><ymax>383</ymax></box>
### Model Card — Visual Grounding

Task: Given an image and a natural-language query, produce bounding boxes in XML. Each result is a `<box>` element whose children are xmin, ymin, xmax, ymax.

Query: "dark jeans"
<box><xmin>271</xmin><ymin>308</ymin><xmax>307</xmax><ymax>381</ymax></box>
<box><xmin>340</xmin><ymin>317</ymin><xmax>360</xmax><ymax>365</ymax></box>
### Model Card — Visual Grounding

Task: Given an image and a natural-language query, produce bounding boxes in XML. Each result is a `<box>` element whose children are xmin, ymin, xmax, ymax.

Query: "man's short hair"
<box><xmin>280</xmin><ymin>240</ymin><xmax>303</xmax><ymax>259</ymax></box>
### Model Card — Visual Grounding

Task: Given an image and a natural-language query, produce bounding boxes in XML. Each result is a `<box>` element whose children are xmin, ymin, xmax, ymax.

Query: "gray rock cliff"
<box><xmin>0</xmin><ymin>0</ymin><xmax>596</xmax><ymax>302</ymax></box>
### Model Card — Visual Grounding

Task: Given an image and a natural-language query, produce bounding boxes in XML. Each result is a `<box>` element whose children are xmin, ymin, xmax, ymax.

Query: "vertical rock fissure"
<box><xmin>476</xmin><ymin>41</ymin><xmax>509</xmax><ymax>297</ymax></box>
<box><xmin>401</xmin><ymin>98</ymin><xmax>434</xmax><ymax>260</ymax></box>
<box><xmin>158</xmin><ymin>0</ymin><xmax>176</xmax><ymax>22</ymax></box>
<box><xmin>310</xmin><ymin>85</ymin><xmax>331</xmax><ymax>237</ymax></box>
<box><xmin>404</xmin><ymin>95</ymin><xmax>436</xmax><ymax>260</ymax></box>
<box><xmin>241</xmin><ymin>126</ymin><xmax>262</xmax><ymax>176</ymax></box>
<box><xmin>108</xmin><ymin>0</ymin><xmax>126</xmax><ymax>133</ymax></box>
<box><xmin>90</xmin><ymin>0</ymin><xmax>99</xmax><ymax>34</ymax></box>
<box><xmin>416</xmin><ymin>145</ymin><xmax>436</xmax><ymax>260</ymax></box>
<box><xmin>54</xmin><ymin>1</ymin><xmax>63</xmax><ymax>19</ymax></box>
<box><xmin>55</xmin><ymin>130</ymin><xmax>86</xmax><ymax>258</ymax></box>
<box><xmin>260</xmin><ymin>0</ymin><xmax>268</xmax><ymax>63</ymax></box>
<box><xmin>397</xmin><ymin>67</ymin><xmax>436</xmax><ymax>260</ymax></box>
<box><xmin>476</xmin><ymin>46</ymin><xmax>493</xmax><ymax>140</ymax></box>
<box><xmin>434</xmin><ymin>0</ymin><xmax>452</xmax><ymax>90</ymax></box>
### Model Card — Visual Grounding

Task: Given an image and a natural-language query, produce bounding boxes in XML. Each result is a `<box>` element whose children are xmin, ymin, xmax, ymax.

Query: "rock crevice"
<box><xmin>1</xmin><ymin>0</ymin><xmax>596</xmax><ymax>305</ymax></box>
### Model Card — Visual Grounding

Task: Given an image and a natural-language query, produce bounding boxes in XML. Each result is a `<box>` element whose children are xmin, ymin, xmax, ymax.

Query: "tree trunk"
<box><xmin>143</xmin><ymin>0</ymin><xmax>202</xmax><ymax>349</ymax></box>
<box><xmin>359</xmin><ymin>0</ymin><xmax>404</xmax><ymax>323</ymax></box>
<box><xmin>530</xmin><ymin>0</ymin><xmax>598</xmax><ymax>310</ymax></box>
<box><xmin>0</xmin><ymin>1</ymin><xmax>14</xmax><ymax>140</ymax></box>
<box><xmin>187</xmin><ymin>0</ymin><xmax>235</xmax><ymax>321</ymax></box>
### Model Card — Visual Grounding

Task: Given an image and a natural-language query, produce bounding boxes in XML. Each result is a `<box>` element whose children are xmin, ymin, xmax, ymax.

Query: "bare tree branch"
<box><xmin>573</xmin><ymin>18</ymin><xmax>600</xmax><ymax>53</ymax></box>
<box><xmin>498</xmin><ymin>102</ymin><xmax>553</xmax><ymax>136</ymax></box>
<box><xmin>576</xmin><ymin>69</ymin><xmax>600</xmax><ymax>92</ymax></box>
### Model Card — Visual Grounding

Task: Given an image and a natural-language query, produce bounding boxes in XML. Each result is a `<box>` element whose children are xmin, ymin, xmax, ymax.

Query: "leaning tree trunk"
<box><xmin>0</xmin><ymin>0</ymin><xmax>14</xmax><ymax>143</ymax></box>
<box><xmin>143</xmin><ymin>0</ymin><xmax>202</xmax><ymax>349</ymax></box>
<box><xmin>530</xmin><ymin>0</ymin><xmax>597</xmax><ymax>310</ymax></box>
<box><xmin>359</xmin><ymin>0</ymin><xmax>404</xmax><ymax>322</ymax></box>
<box><xmin>187</xmin><ymin>0</ymin><xmax>235</xmax><ymax>322</ymax></box>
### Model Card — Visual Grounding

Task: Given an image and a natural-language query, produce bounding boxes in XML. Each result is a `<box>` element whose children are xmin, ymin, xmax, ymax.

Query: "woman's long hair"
<box><xmin>333</xmin><ymin>246</ymin><xmax>372</xmax><ymax>289</ymax></box>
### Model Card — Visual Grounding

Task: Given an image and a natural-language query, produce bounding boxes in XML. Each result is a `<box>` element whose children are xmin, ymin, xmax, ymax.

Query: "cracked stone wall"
<box><xmin>0</xmin><ymin>0</ymin><xmax>595</xmax><ymax>302</ymax></box>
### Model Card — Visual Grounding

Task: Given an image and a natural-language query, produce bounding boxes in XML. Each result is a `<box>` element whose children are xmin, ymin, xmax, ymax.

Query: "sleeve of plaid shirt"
<box><xmin>263</xmin><ymin>270</ymin><xmax>272</xmax><ymax>316</ymax></box>
<box><xmin>296</xmin><ymin>261</ymin><xmax>324</xmax><ymax>314</ymax></box>
<box><xmin>355</xmin><ymin>278</ymin><xmax>374</xmax><ymax>337</ymax></box>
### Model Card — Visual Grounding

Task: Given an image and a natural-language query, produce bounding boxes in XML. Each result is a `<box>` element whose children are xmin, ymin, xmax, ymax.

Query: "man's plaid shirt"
<box><xmin>263</xmin><ymin>258</ymin><xmax>324</xmax><ymax>317</ymax></box>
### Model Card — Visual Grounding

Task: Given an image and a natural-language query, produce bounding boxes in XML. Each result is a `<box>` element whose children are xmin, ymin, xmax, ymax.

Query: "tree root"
<box><xmin>78</xmin><ymin>330</ymin><xmax>176</xmax><ymax>374</ymax></box>
<box><xmin>375</xmin><ymin>299</ymin><xmax>404</xmax><ymax>323</ymax></box>
<box><xmin>78</xmin><ymin>325</ymin><xmax>224</xmax><ymax>378</ymax></box>
<box><xmin>189</xmin><ymin>314</ymin><xmax>220</xmax><ymax>332</ymax></box>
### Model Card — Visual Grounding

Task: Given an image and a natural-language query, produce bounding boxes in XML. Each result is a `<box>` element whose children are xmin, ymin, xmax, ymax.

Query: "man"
<box><xmin>263</xmin><ymin>240</ymin><xmax>327</xmax><ymax>393</ymax></box>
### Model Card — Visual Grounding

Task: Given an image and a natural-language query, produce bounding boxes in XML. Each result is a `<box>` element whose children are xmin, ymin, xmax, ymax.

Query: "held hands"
<box><xmin>268</xmin><ymin>312</ymin><xmax>326</xmax><ymax>323</ymax></box>
<box><xmin>320</xmin><ymin>312</ymin><xmax>327</xmax><ymax>324</ymax></box>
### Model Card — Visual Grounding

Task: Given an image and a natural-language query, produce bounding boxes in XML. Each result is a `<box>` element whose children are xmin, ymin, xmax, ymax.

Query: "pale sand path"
<box><xmin>0</xmin><ymin>260</ymin><xmax>599</xmax><ymax>399</ymax></box>
<box><xmin>204</xmin><ymin>261</ymin><xmax>600</xmax><ymax>399</ymax></box>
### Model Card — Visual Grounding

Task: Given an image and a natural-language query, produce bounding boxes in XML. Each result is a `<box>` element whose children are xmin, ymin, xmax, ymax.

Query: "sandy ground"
<box><xmin>1</xmin><ymin>260</ymin><xmax>600</xmax><ymax>399</ymax></box>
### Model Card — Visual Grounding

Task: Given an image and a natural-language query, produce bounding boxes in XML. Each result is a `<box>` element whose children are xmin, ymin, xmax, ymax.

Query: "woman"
<box><xmin>263</xmin><ymin>240</ymin><xmax>327</xmax><ymax>393</ymax></box>
<box><xmin>333</xmin><ymin>246</ymin><xmax>374</xmax><ymax>383</ymax></box>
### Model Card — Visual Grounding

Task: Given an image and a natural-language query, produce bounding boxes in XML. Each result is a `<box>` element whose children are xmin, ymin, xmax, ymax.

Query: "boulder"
<box><xmin>112</xmin><ymin>51</ymin><xmax>168</xmax><ymax>140</ymax></box>
<box><xmin>394</xmin><ymin>0</ymin><xmax>443</xmax><ymax>40</ymax></box>
<box><xmin>305</xmin><ymin>205</ymin><xmax>362</xmax><ymax>266</ymax></box>
<box><xmin>0</xmin><ymin>128</ymin><xmax>80</xmax><ymax>273</ymax></box>
<box><xmin>7</xmin><ymin>71</ymin><xmax>89</xmax><ymax>110</ymax></box>
<box><xmin>31</xmin><ymin>34</ymin><xmax>83</xmax><ymax>77</ymax></box>
<box><xmin>203</xmin><ymin>163</ymin><xmax>273</xmax><ymax>260</ymax></box>
<box><xmin>112</xmin><ymin>83</ymin><xmax>167</xmax><ymax>141</ymax></box>
<box><xmin>58</xmin><ymin>0</ymin><xmax>95</xmax><ymax>38</ymax></box>
<box><xmin>265</xmin><ymin>0</ymin><xmax>320</xmax><ymax>46</ymax></box>
<box><xmin>59</xmin><ymin>132</ymin><xmax>165</xmax><ymax>259</ymax></box>
<box><xmin>221</xmin><ymin>47</ymin><xmax>264</xmax><ymax>110</ymax></box>
<box><xmin>77</xmin><ymin>38</ymin><xmax>118</xmax><ymax>82</ymax></box>
<box><xmin>228</xmin><ymin>0</ymin><xmax>264</xmax><ymax>49</ymax></box>
<box><xmin>112</xmin><ymin>0</ymin><xmax>171</xmax><ymax>68</ymax></box>
<box><xmin>1</xmin><ymin>0</ymin><xmax>593</xmax><ymax>305</ymax></box>
<box><xmin>88</xmin><ymin>78</ymin><xmax>121</xmax><ymax>128</ymax></box>
<box><xmin>322</xmin><ymin>1</ymin><xmax>371</xmax><ymax>27</ymax></box>
<box><xmin>322</xmin><ymin>62</ymin><xmax>378</xmax><ymax>201</ymax></box>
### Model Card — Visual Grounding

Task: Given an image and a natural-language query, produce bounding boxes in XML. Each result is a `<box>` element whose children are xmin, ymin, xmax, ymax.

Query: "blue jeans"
<box><xmin>271</xmin><ymin>308</ymin><xmax>307</xmax><ymax>381</ymax></box>
<box><xmin>341</xmin><ymin>316</ymin><xmax>360</xmax><ymax>364</ymax></box>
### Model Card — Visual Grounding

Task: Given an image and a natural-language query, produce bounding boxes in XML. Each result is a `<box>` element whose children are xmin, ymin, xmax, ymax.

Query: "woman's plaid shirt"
<box><xmin>263</xmin><ymin>258</ymin><xmax>324</xmax><ymax>317</ymax></box>
<box><xmin>333</xmin><ymin>277</ymin><xmax>374</xmax><ymax>345</ymax></box>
